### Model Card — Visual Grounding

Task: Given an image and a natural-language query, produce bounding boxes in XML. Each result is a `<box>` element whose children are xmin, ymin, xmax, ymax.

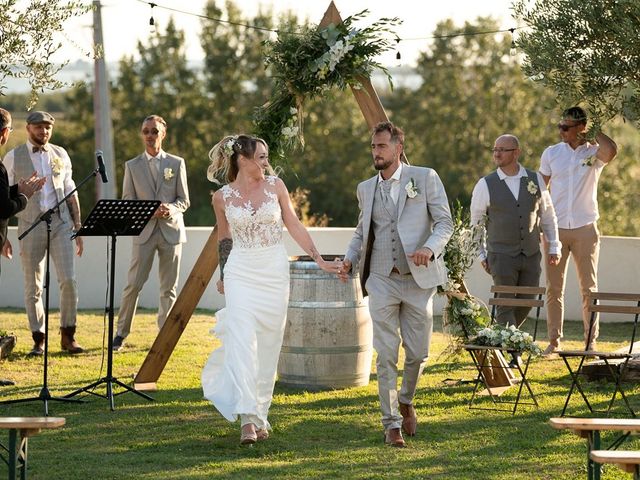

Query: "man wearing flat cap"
<box><xmin>4</xmin><ymin>110</ymin><xmax>85</xmax><ymax>355</ymax></box>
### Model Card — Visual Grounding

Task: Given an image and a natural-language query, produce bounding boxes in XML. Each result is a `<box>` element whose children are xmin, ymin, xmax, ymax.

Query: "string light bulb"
<box><xmin>149</xmin><ymin>2</ymin><xmax>157</xmax><ymax>34</ymax></box>
<box><xmin>509</xmin><ymin>28</ymin><xmax>517</xmax><ymax>56</ymax></box>
<box><xmin>395</xmin><ymin>37</ymin><xmax>401</xmax><ymax>62</ymax></box>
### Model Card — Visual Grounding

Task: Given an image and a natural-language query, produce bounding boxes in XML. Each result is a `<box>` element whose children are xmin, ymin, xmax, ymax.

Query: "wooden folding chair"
<box><xmin>559</xmin><ymin>291</ymin><xmax>640</xmax><ymax>418</ymax></box>
<box><xmin>465</xmin><ymin>285</ymin><xmax>545</xmax><ymax>414</ymax></box>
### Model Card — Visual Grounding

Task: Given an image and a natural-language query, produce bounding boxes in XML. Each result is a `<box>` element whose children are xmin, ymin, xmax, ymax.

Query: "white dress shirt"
<box><xmin>4</xmin><ymin>140</ymin><xmax>76</xmax><ymax>212</ymax></box>
<box><xmin>539</xmin><ymin>141</ymin><xmax>603</xmax><ymax>229</ymax></box>
<box><xmin>470</xmin><ymin>165</ymin><xmax>561</xmax><ymax>260</ymax></box>
<box><xmin>377</xmin><ymin>161</ymin><xmax>404</xmax><ymax>204</ymax></box>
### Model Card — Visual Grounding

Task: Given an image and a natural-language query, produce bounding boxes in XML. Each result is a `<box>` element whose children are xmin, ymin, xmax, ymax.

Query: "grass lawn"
<box><xmin>1</xmin><ymin>308</ymin><xmax>640</xmax><ymax>479</ymax></box>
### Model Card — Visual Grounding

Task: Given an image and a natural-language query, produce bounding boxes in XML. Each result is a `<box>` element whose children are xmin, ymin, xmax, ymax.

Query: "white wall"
<box><xmin>1</xmin><ymin>227</ymin><xmax>638</xmax><ymax>322</ymax></box>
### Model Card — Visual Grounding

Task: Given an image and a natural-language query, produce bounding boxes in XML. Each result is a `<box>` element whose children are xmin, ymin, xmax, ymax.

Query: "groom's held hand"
<box><xmin>337</xmin><ymin>258</ymin><xmax>352</xmax><ymax>282</ymax></box>
<box><xmin>407</xmin><ymin>247</ymin><xmax>434</xmax><ymax>267</ymax></box>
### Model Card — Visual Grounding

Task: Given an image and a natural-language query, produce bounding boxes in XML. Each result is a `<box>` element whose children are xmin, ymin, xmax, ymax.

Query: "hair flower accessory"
<box><xmin>405</xmin><ymin>178</ymin><xmax>419</xmax><ymax>198</ymax></box>
<box><xmin>526</xmin><ymin>180</ymin><xmax>539</xmax><ymax>196</ymax></box>
<box><xmin>163</xmin><ymin>168</ymin><xmax>174</xmax><ymax>181</ymax></box>
<box><xmin>223</xmin><ymin>137</ymin><xmax>237</xmax><ymax>157</ymax></box>
<box><xmin>50</xmin><ymin>157</ymin><xmax>63</xmax><ymax>176</ymax></box>
<box><xmin>582</xmin><ymin>156</ymin><xmax>595</xmax><ymax>167</ymax></box>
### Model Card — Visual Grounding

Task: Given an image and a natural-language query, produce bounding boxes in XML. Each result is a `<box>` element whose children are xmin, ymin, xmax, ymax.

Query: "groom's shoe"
<box><xmin>399</xmin><ymin>402</ymin><xmax>417</xmax><ymax>436</ymax></box>
<box><xmin>384</xmin><ymin>428</ymin><xmax>407</xmax><ymax>448</ymax></box>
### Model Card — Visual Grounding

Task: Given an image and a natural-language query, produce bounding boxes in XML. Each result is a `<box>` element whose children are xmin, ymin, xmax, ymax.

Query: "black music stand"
<box><xmin>63</xmin><ymin>199</ymin><xmax>159</xmax><ymax>410</ymax></box>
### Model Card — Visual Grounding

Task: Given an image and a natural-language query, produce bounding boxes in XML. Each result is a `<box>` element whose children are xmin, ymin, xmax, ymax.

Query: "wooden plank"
<box><xmin>549</xmin><ymin>417</ymin><xmax>640</xmax><ymax>431</ymax></box>
<box><xmin>0</xmin><ymin>417</ymin><xmax>65</xmax><ymax>430</ymax></box>
<box><xmin>588</xmin><ymin>305</ymin><xmax>640</xmax><ymax>314</ymax></box>
<box><xmin>590</xmin><ymin>450</ymin><xmax>640</xmax><ymax>473</ymax></box>
<box><xmin>134</xmin><ymin>226</ymin><xmax>219</xmax><ymax>384</ymax></box>
<box><xmin>589</xmin><ymin>292</ymin><xmax>640</xmax><ymax>302</ymax></box>
<box><xmin>488</xmin><ymin>298</ymin><xmax>544</xmax><ymax>308</ymax></box>
<box><xmin>491</xmin><ymin>285</ymin><xmax>545</xmax><ymax>295</ymax></box>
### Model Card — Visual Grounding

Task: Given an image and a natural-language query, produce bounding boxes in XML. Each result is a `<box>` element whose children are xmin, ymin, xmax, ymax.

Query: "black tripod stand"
<box><xmin>63</xmin><ymin>199</ymin><xmax>159</xmax><ymax>410</ymax></box>
<box><xmin>0</xmin><ymin>165</ymin><xmax>104</xmax><ymax>415</ymax></box>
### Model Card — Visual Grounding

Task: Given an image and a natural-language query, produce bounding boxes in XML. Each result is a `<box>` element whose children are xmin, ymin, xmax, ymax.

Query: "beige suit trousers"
<box><xmin>365</xmin><ymin>271</ymin><xmax>435</xmax><ymax>430</ymax></box>
<box><xmin>116</xmin><ymin>226</ymin><xmax>182</xmax><ymax>338</ymax></box>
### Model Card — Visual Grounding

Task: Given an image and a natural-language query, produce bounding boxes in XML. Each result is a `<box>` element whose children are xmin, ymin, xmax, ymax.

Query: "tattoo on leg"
<box><xmin>218</xmin><ymin>237</ymin><xmax>233</xmax><ymax>281</ymax></box>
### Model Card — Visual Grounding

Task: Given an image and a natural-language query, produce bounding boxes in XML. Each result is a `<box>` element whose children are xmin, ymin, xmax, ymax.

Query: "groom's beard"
<box><xmin>374</xmin><ymin>156</ymin><xmax>393</xmax><ymax>170</ymax></box>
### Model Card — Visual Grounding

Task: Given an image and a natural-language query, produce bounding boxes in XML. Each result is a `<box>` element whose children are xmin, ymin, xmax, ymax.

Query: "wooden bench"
<box><xmin>590</xmin><ymin>450</ymin><xmax>640</xmax><ymax>479</ymax></box>
<box><xmin>0</xmin><ymin>417</ymin><xmax>65</xmax><ymax>480</ymax></box>
<box><xmin>550</xmin><ymin>417</ymin><xmax>640</xmax><ymax>480</ymax></box>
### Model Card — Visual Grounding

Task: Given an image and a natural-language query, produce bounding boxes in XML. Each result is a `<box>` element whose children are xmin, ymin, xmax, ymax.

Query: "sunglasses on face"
<box><xmin>557</xmin><ymin>123</ymin><xmax>580</xmax><ymax>132</ymax></box>
<box><xmin>142</xmin><ymin>128</ymin><xmax>160</xmax><ymax>135</ymax></box>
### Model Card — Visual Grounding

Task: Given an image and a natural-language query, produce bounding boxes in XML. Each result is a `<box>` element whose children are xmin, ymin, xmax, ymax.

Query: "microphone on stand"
<box><xmin>96</xmin><ymin>150</ymin><xmax>109</xmax><ymax>183</ymax></box>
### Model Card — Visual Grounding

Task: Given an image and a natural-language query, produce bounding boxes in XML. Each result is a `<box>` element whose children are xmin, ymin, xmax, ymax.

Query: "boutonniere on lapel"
<box><xmin>582</xmin><ymin>156</ymin><xmax>596</xmax><ymax>167</ymax></box>
<box><xmin>405</xmin><ymin>178</ymin><xmax>419</xmax><ymax>198</ymax></box>
<box><xmin>526</xmin><ymin>180</ymin><xmax>539</xmax><ymax>196</ymax></box>
<box><xmin>163</xmin><ymin>168</ymin><xmax>174</xmax><ymax>181</ymax></box>
<box><xmin>50</xmin><ymin>157</ymin><xmax>63</xmax><ymax>176</ymax></box>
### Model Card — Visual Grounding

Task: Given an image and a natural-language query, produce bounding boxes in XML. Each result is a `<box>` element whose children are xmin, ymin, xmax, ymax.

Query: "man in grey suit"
<box><xmin>339</xmin><ymin>121</ymin><xmax>453</xmax><ymax>447</ymax></box>
<box><xmin>112</xmin><ymin>115</ymin><xmax>190</xmax><ymax>351</ymax></box>
<box><xmin>4</xmin><ymin>111</ymin><xmax>84</xmax><ymax>355</ymax></box>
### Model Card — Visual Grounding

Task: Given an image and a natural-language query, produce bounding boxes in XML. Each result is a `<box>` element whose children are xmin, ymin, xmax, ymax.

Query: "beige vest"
<box><xmin>12</xmin><ymin>143</ymin><xmax>71</xmax><ymax>226</ymax></box>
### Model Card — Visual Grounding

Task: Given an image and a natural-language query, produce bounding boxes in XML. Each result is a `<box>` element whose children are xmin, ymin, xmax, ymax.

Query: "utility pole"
<box><xmin>93</xmin><ymin>0</ymin><xmax>117</xmax><ymax>199</ymax></box>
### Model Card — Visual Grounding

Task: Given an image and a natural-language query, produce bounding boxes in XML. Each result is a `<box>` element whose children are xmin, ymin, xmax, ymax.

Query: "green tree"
<box><xmin>0</xmin><ymin>0</ymin><xmax>91</xmax><ymax>106</ymax></box>
<box><xmin>392</xmin><ymin>17</ymin><xmax>557</xmax><ymax>208</ymax></box>
<box><xmin>513</xmin><ymin>0</ymin><xmax>640</xmax><ymax>128</ymax></box>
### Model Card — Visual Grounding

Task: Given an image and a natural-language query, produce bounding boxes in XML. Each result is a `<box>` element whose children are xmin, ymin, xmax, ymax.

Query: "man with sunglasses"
<box><xmin>471</xmin><ymin>134</ymin><xmax>561</xmax><ymax>366</ymax></box>
<box><xmin>112</xmin><ymin>115</ymin><xmax>190</xmax><ymax>351</ymax></box>
<box><xmin>0</xmin><ymin>108</ymin><xmax>45</xmax><ymax>385</ymax></box>
<box><xmin>539</xmin><ymin>107</ymin><xmax>617</xmax><ymax>355</ymax></box>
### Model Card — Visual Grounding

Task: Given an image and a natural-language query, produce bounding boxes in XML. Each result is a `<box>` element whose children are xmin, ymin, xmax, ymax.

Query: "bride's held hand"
<box><xmin>216</xmin><ymin>279</ymin><xmax>225</xmax><ymax>294</ymax></box>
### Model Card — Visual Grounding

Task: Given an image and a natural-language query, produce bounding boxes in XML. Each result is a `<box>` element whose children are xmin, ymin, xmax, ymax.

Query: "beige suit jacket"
<box><xmin>122</xmin><ymin>152</ymin><xmax>190</xmax><ymax>245</ymax></box>
<box><xmin>345</xmin><ymin>165</ymin><xmax>453</xmax><ymax>294</ymax></box>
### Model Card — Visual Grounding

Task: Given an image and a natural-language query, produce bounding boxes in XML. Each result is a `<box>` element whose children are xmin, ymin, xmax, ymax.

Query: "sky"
<box><xmin>60</xmin><ymin>0</ymin><xmax>518</xmax><ymax>68</ymax></box>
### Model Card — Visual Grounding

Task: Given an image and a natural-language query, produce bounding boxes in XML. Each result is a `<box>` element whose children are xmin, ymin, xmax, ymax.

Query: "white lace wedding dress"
<box><xmin>201</xmin><ymin>176</ymin><xmax>289</xmax><ymax>431</ymax></box>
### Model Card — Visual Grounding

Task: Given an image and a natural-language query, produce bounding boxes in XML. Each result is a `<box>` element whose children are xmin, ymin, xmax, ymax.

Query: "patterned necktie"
<box><xmin>380</xmin><ymin>179</ymin><xmax>393</xmax><ymax>206</ymax></box>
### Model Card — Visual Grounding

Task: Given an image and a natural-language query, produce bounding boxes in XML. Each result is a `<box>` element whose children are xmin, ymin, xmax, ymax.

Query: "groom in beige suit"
<box><xmin>340</xmin><ymin>122</ymin><xmax>453</xmax><ymax>447</ymax></box>
<box><xmin>112</xmin><ymin>115</ymin><xmax>190</xmax><ymax>351</ymax></box>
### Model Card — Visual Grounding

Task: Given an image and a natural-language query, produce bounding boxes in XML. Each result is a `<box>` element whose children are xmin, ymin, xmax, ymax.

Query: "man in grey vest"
<box><xmin>470</xmin><ymin>134</ymin><xmax>561</xmax><ymax>357</ymax></box>
<box><xmin>0</xmin><ymin>108</ymin><xmax>45</xmax><ymax>385</ymax></box>
<box><xmin>339</xmin><ymin>122</ymin><xmax>453</xmax><ymax>447</ymax></box>
<box><xmin>4</xmin><ymin>111</ymin><xmax>84</xmax><ymax>356</ymax></box>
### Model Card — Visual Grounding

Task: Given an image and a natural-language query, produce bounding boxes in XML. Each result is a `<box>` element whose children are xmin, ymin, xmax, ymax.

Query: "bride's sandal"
<box><xmin>256</xmin><ymin>429</ymin><xmax>269</xmax><ymax>441</ymax></box>
<box><xmin>240</xmin><ymin>424</ymin><xmax>257</xmax><ymax>445</ymax></box>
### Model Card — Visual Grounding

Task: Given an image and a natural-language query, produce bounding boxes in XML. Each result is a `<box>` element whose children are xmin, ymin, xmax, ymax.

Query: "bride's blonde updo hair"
<box><xmin>207</xmin><ymin>134</ymin><xmax>275</xmax><ymax>184</ymax></box>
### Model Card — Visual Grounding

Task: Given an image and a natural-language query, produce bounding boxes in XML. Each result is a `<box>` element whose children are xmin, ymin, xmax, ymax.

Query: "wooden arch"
<box><xmin>134</xmin><ymin>1</ymin><xmax>393</xmax><ymax>388</ymax></box>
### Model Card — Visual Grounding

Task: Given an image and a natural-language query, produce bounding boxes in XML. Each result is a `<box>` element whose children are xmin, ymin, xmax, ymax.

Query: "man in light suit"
<box><xmin>339</xmin><ymin>122</ymin><xmax>453</xmax><ymax>447</ymax></box>
<box><xmin>4</xmin><ymin>111</ymin><xmax>84</xmax><ymax>356</ymax></box>
<box><xmin>112</xmin><ymin>115</ymin><xmax>190</xmax><ymax>351</ymax></box>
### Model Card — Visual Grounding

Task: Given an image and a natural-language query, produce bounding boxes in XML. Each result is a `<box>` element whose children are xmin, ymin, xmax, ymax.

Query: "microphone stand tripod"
<box><xmin>0</xmin><ymin>165</ymin><xmax>102</xmax><ymax>415</ymax></box>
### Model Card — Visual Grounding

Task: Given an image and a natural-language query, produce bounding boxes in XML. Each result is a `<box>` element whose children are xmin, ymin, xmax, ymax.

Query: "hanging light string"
<box><xmin>134</xmin><ymin>0</ymin><xmax>523</xmax><ymax>42</ymax></box>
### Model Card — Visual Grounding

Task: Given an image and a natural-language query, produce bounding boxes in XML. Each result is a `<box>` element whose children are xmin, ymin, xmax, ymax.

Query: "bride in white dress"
<box><xmin>202</xmin><ymin>134</ymin><xmax>340</xmax><ymax>445</ymax></box>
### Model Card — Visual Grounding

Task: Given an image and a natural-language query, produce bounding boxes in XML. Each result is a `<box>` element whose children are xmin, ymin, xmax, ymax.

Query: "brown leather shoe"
<box><xmin>399</xmin><ymin>402</ymin><xmax>417</xmax><ymax>436</ymax></box>
<box><xmin>60</xmin><ymin>327</ymin><xmax>84</xmax><ymax>354</ymax></box>
<box><xmin>384</xmin><ymin>427</ymin><xmax>407</xmax><ymax>448</ymax></box>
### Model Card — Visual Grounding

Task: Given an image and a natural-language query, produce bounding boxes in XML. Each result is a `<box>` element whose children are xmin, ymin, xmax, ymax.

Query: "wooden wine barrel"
<box><xmin>277</xmin><ymin>258</ymin><xmax>373</xmax><ymax>390</ymax></box>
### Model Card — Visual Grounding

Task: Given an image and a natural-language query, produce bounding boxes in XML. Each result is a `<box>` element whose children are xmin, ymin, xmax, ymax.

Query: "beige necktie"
<box><xmin>149</xmin><ymin>157</ymin><xmax>159</xmax><ymax>182</ymax></box>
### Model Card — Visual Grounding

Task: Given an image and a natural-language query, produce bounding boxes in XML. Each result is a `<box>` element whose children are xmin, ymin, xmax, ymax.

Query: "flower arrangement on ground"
<box><xmin>253</xmin><ymin>10</ymin><xmax>399</xmax><ymax>159</ymax></box>
<box><xmin>471</xmin><ymin>324</ymin><xmax>543</xmax><ymax>357</ymax></box>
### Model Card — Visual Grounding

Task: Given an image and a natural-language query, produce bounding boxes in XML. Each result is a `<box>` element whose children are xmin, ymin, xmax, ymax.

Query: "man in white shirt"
<box><xmin>539</xmin><ymin>107</ymin><xmax>617</xmax><ymax>355</ymax></box>
<box><xmin>471</xmin><ymin>134</ymin><xmax>560</xmax><ymax>352</ymax></box>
